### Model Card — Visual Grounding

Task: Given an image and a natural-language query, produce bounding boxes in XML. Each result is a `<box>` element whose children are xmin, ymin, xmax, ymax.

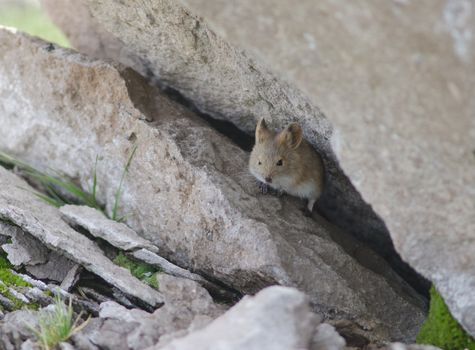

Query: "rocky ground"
<box><xmin>0</xmin><ymin>0</ymin><xmax>473</xmax><ymax>349</ymax></box>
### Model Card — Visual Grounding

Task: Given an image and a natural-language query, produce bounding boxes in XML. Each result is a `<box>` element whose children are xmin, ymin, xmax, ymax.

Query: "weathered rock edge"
<box><xmin>0</xmin><ymin>28</ymin><xmax>424</xmax><ymax>342</ymax></box>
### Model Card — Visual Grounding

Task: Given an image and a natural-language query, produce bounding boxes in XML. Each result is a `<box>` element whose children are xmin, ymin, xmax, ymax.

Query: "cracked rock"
<box><xmin>0</xmin><ymin>28</ymin><xmax>425</xmax><ymax>342</ymax></box>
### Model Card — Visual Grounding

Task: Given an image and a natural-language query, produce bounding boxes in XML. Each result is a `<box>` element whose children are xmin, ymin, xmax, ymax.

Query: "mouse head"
<box><xmin>249</xmin><ymin>118</ymin><xmax>303</xmax><ymax>185</ymax></box>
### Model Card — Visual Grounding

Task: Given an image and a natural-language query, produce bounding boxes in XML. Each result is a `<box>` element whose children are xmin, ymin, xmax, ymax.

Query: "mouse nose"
<box><xmin>265</xmin><ymin>177</ymin><xmax>272</xmax><ymax>183</ymax></box>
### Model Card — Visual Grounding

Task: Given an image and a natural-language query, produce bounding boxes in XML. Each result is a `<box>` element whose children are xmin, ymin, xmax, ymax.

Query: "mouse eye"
<box><xmin>276</xmin><ymin>159</ymin><xmax>283</xmax><ymax>166</ymax></box>
<box><xmin>258</xmin><ymin>161</ymin><xmax>262</xmax><ymax>165</ymax></box>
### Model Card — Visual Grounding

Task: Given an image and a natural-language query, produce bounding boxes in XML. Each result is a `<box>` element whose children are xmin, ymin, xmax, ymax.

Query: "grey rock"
<box><xmin>21</xmin><ymin>340</ymin><xmax>40</xmax><ymax>350</ymax></box>
<box><xmin>150</xmin><ymin>274</ymin><xmax>224</xmax><ymax>347</ymax></box>
<box><xmin>93</xmin><ymin>302</ymin><xmax>161</xmax><ymax>350</ymax></box>
<box><xmin>132</xmin><ymin>249</ymin><xmax>232</xmax><ymax>299</ymax></box>
<box><xmin>1</xmin><ymin>223</ymin><xmax>49</xmax><ymax>266</ymax></box>
<box><xmin>0</xmin><ymin>222</ymin><xmax>77</xmax><ymax>282</ymax></box>
<box><xmin>60</xmin><ymin>205</ymin><xmax>158</xmax><ymax>253</ymax></box>
<box><xmin>172</xmin><ymin>0</ymin><xmax>475</xmax><ymax>337</ymax></box>
<box><xmin>132</xmin><ymin>249</ymin><xmax>203</xmax><ymax>283</ymax></box>
<box><xmin>311</xmin><ymin>324</ymin><xmax>346</xmax><ymax>350</ymax></box>
<box><xmin>26</xmin><ymin>250</ymin><xmax>76</xmax><ymax>282</ymax></box>
<box><xmin>60</xmin><ymin>264</ymin><xmax>82</xmax><ymax>291</ymax></box>
<box><xmin>0</xmin><ymin>28</ymin><xmax>425</xmax><ymax>342</ymax></box>
<box><xmin>0</xmin><ymin>310</ymin><xmax>39</xmax><ymax>349</ymax></box>
<box><xmin>93</xmin><ymin>283</ymin><xmax>221</xmax><ymax>350</ymax></box>
<box><xmin>43</xmin><ymin>0</ymin><xmax>475</xmax><ymax>337</ymax></box>
<box><xmin>0</xmin><ymin>170</ymin><xmax>164</xmax><ymax>309</ymax></box>
<box><xmin>154</xmin><ymin>286</ymin><xmax>317</xmax><ymax>350</ymax></box>
<box><xmin>39</xmin><ymin>0</ymin><xmax>421</xmax><ymax>297</ymax></box>
<box><xmin>58</xmin><ymin>342</ymin><xmax>76</xmax><ymax>350</ymax></box>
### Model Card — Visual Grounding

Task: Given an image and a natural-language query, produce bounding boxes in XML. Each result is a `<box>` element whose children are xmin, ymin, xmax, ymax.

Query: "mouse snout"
<box><xmin>265</xmin><ymin>176</ymin><xmax>272</xmax><ymax>183</ymax></box>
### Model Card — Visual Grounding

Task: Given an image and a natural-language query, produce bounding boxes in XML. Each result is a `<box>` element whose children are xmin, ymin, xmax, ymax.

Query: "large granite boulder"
<box><xmin>0</xmin><ymin>28</ymin><xmax>424</xmax><ymax>342</ymax></box>
<box><xmin>40</xmin><ymin>0</ymin><xmax>475</xmax><ymax>336</ymax></box>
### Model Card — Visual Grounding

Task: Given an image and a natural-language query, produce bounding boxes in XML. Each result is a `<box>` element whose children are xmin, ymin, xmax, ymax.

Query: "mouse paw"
<box><xmin>258</xmin><ymin>182</ymin><xmax>269</xmax><ymax>194</ymax></box>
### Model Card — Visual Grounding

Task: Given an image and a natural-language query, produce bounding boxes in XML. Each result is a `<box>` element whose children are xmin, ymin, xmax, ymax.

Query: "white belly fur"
<box><xmin>273</xmin><ymin>176</ymin><xmax>319</xmax><ymax>199</ymax></box>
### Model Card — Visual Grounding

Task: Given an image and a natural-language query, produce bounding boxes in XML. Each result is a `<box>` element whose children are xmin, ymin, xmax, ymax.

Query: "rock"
<box><xmin>1</xmin><ymin>223</ymin><xmax>49</xmax><ymax>266</ymax></box>
<box><xmin>1</xmin><ymin>222</ymin><xmax>77</xmax><ymax>282</ymax></box>
<box><xmin>0</xmin><ymin>28</ymin><xmax>425</xmax><ymax>342</ymax></box>
<box><xmin>132</xmin><ymin>249</ymin><xmax>203</xmax><ymax>283</ymax></box>
<box><xmin>39</xmin><ymin>0</ymin><xmax>426</xmax><ymax>297</ymax></box>
<box><xmin>21</xmin><ymin>339</ymin><xmax>40</xmax><ymax>350</ymax></box>
<box><xmin>173</xmin><ymin>0</ymin><xmax>475</xmax><ymax>338</ymax></box>
<box><xmin>26</xmin><ymin>250</ymin><xmax>76</xmax><ymax>282</ymax></box>
<box><xmin>132</xmin><ymin>248</ymin><xmax>234</xmax><ymax>300</ymax></box>
<box><xmin>152</xmin><ymin>286</ymin><xmax>317</xmax><ymax>350</ymax></box>
<box><xmin>311</xmin><ymin>324</ymin><xmax>346</xmax><ymax>350</ymax></box>
<box><xmin>60</xmin><ymin>264</ymin><xmax>82</xmax><ymax>291</ymax></box>
<box><xmin>0</xmin><ymin>169</ymin><xmax>164</xmax><ymax>309</ymax></box>
<box><xmin>60</xmin><ymin>205</ymin><xmax>234</xmax><ymax>299</ymax></box>
<box><xmin>58</xmin><ymin>342</ymin><xmax>76</xmax><ymax>350</ymax></box>
<box><xmin>92</xmin><ymin>275</ymin><xmax>223</xmax><ymax>350</ymax></box>
<box><xmin>0</xmin><ymin>310</ymin><xmax>39</xmax><ymax>349</ymax></box>
<box><xmin>41</xmin><ymin>0</ymin><xmax>475</xmax><ymax>337</ymax></box>
<box><xmin>60</xmin><ymin>205</ymin><xmax>158</xmax><ymax>253</ymax></box>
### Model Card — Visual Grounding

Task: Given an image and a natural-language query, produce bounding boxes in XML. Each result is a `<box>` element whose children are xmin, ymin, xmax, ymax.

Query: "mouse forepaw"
<box><xmin>258</xmin><ymin>181</ymin><xmax>269</xmax><ymax>194</ymax></box>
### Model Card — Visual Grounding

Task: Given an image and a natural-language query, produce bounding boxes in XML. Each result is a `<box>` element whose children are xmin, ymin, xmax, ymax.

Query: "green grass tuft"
<box><xmin>113</xmin><ymin>252</ymin><xmax>160</xmax><ymax>290</ymax></box>
<box><xmin>30</xmin><ymin>296</ymin><xmax>90</xmax><ymax>350</ymax></box>
<box><xmin>0</xmin><ymin>149</ymin><xmax>138</xmax><ymax>223</ymax></box>
<box><xmin>111</xmin><ymin>145</ymin><xmax>137</xmax><ymax>222</ymax></box>
<box><xmin>417</xmin><ymin>286</ymin><xmax>475</xmax><ymax>349</ymax></box>
<box><xmin>0</xmin><ymin>151</ymin><xmax>105</xmax><ymax>211</ymax></box>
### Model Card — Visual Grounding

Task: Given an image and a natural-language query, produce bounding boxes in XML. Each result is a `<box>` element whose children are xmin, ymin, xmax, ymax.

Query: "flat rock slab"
<box><xmin>154</xmin><ymin>286</ymin><xmax>317</xmax><ymax>350</ymax></box>
<box><xmin>0</xmin><ymin>28</ymin><xmax>424</xmax><ymax>342</ymax></box>
<box><xmin>60</xmin><ymin>204</ymin><xmax>158</xmax><ymax>253</ymax></box>
<box><xmin>0</xmin><ymin>167</ymin><xmax>164</xmax><ymax>309</ymax></box>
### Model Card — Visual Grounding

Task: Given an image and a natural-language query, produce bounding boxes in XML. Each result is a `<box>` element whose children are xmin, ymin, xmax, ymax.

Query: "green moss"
<box><xmin>113</xmin><ymin>252</ymin><xmax>160</xmax><ymax>290</ymax></box>
<box><xmin>0</xmin><ymin>249</ymin><xmax>37</xmax><ymax>310</ymax></box>
<box><xmin>417</xmin><ymin>286</ymin><xmax>475</xmax><ymax>349</ymax></box>
<box><xmin>0</xmin><ymin>253</ymin><xmax>12</xmax><ymax>269</ymax></box>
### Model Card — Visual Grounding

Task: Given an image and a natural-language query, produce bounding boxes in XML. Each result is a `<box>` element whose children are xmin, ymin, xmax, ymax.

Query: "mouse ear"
<box><xmin>278</xmin><ymin>122</ymin><xmax>303</xmax><ymax>149</ymax></box>
<box><xmin>256</xmin><ymin>118</ymin><xmax>271</xmax><ymax>143</ymax></box>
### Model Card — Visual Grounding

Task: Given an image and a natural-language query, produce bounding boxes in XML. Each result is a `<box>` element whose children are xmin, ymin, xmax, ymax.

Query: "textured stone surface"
<box><xmin>89</xmin><ymin>274</ymin><xmax>222</xmax><ymax>350</ymax></box>
<box><xmin>0</xmin><ymin>29</ymin><xmax>425</xmax><ymax>342</ymax></box>
<box><xmin>0</xmin><ymin>169</ymin><xmax>164</xmax><ymax>309</ymax></box>
<box><xmin>1</xmin><ymin>224</ymin><xmax>49</xmax><ymax>266</ymax></box>
<box><xmin>177</xmin><ymin>0</ymin><xmax>475</xmax><ymax>337</ymax></box>
<box><xmin>41</xmin><ymin>0</ymin><xmax>475</xmax><ymax>336</ymax></box>
<box><xmin>39</xmin><ymin>0</ymin><xmax>425</xmax><ymax>298</ymax></box>
<box><xmin>25</xmin><ymin>250</ymin><xmax>76</xmax><ymax>282</ymax></box>
<box><xmin>154</xmin><ymin>286</ymin><xmax>317</xmax><ymax>350</ymax></box>
<box><xmin>60</xmin><ymin>205</ymin><xmax>158</xmax><ymax>253</ymax></box>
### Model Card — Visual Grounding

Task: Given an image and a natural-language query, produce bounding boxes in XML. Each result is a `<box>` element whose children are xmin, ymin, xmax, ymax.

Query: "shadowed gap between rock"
<box><xmin>126</xmin><ymin>68</ymin><xmax>429</xmax><ymax>300</ymax></box>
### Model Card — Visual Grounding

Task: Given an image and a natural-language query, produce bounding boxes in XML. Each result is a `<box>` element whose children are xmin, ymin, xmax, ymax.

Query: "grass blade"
<box><xmin>111</xmin><ymin>145</ymin><xmax>137</xmax><ymax>221</ymax></box>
